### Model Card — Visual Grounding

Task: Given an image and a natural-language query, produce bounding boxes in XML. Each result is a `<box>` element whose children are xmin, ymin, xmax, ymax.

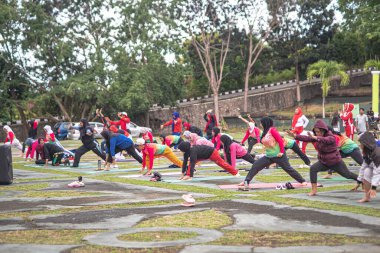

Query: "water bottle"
<box><xmin>97</xmin><ymin>160</ymin><xmax>101</xmax><ymax>170</ymax></box>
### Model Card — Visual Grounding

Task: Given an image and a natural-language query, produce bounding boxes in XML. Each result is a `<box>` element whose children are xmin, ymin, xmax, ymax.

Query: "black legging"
<box><xmin>311</xmin><ymin>160</ymin><xmax>358</xmax><ymax>183</ymax></box>
<box><xmin>247</xmin><ymin>137</ymin><xmax>258</xmax><ymax>154</ymax></box>
<box><xmin>288</xmin><ymin>142</ymin><xmax>311</xmax><ymax>165</ymax></box>
<box><xmin>107</xmin><ymin>145</ymin><xmax>143</xmax><ymax>164</ymax></box>
<box><xmin>73</xmin><ymin>140</ymin><xmax>106</xmax><ymax>167</ymax></box>
<box><xmin>245</xmin><ymin>153</ymin><xmax>306</xmax><ymax>184</ymax></box>
<box><xmin>328</xmin><ymin>148</ymin><xmax>363</xmax><ymax>175</ymax></box>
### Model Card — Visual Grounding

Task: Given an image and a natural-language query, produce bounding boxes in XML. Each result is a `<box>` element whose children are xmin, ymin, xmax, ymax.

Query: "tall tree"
<box><xmin>307</xmin><ymin>60</ymin><xmax>349</xmax><ymax>118</ymax></box>
<box><xmin>175</xmin><ymin>0</ymin><xmax>239</xmax><ymax>122</ymax></box>
<box><xmin>270</xmin><ymin>0</ymin><xmax>336</xmax><ymax>103</ymax></box>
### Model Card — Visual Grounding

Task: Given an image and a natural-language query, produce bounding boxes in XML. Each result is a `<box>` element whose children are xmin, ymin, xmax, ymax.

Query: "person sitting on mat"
<box><xmin>135</xmin><ymin>138</ymin><xmax>183</xmax><ymax>176</ymax></box>
<box><xmin>288</xmin><ymin>119</ymin><xmax>359</xmax><ymax>196</ymax></box>
<box><xmin>239</xmin><ymin>117</ymin><xmax>307</xmax><ymax>191</ymax></box>
<box><xmin>178</xmin><ymin>142</ymin><xmax>240</xmax><ymax>181</ymax></box>
<box><xmin>352</xmin><ymin>132</ymin><xmax>380</xmax><ymax>203</ymax></box>
<box><xmin>322</xmin><ymin>127</ymin><xmax>363</xmax><ymax>179</ymax></box>
<box><xmin>101</xmin><ymin>131</ymin><xmax>142</xmax><ymax>171</ymax></box>
<box><xmin>220</xmin><ymin>135</ymin><xmax>255</xmax><ymax>169</ymax></box>
<box><xmin>183</xmin><ymin>122</ymin><xmax>203</xmax><ymax>137</ymax></box>
<box><xmin>71</xmin><ymin>118</ymin><xmax>107</xmax><ymax>168</ymax></box>
<box><xmin>183</xmin><ymin>131</ymin><xmax>214</xmax><ymax>147</ymax></box>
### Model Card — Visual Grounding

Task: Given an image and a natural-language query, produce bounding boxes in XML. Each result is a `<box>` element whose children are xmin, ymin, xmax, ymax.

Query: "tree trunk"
<box><xmin>52</xmin><ymin>94</ymin><xmax>72</xmax><ymax>121</ymax></box>
<box><xmin>81</xmin><ymin>103</ymin><xmax>90</xmax><ymax>120</ymax></box>
<box><xmin>243</xmin><ymin>33</ymin><xmax>253</xmax><ymax>112</ymax></box>
<box><xmin>295</xmin><ymin>61</ymin><xmax>301</xmax><ymax>103</ymax></box>
<box><xmin>15</xmin><ymin>104</ymin><xmax>28</xmax><ymax>140</ymax></box>
<box><xmin>213</xmin><ymin>89</ymin><xmax>220</xmax><ymax>124</ymax></box>
<box><xmin>322</xmin><ymin>96</ymin><xmax>326</xmax><ymax>118</ymax></box>
<box><xmin>145</xmin><ymin>111</ymin><xmax>150</xmax><ymax>128</ymax></box>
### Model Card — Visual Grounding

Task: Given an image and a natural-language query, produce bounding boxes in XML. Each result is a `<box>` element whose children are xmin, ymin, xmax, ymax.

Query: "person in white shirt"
<box><xmin>355</xmin><ymin>108</ymin><xmax>369</xmax><ymax>134</ymax></box>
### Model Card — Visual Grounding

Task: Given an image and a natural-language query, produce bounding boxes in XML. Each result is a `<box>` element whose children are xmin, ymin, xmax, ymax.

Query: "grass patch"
<box><xmin>211</xmin><ymin>230</ymin><xmax>379</xmax><ymax>247</ymax></box>
<box><xmin>118</xmin><ymin>231</ymin><xmax>197</xmax><ymax>242</ymax></box>
<box><xmin>0</xmin><ymin>182</ymin><xmax>50</xmax><ymax>191</ymax></box>
<box><xmin>0</xmin><ymin>229</ymin><xmax>102</xmax><ymax>244</ymax></box>
<box><xmin>18</xmin><ymin>190</ymin><xmax>105</xmax><ymax>198</ymax></box>
<box><xmin>137</xmin><ymin>209</ymin><xmax>232</xmax><ymax>229</ymax></box>
<box><xmin>71</xmin><ymin>245</ymin><xmax>181</xmax><ymax>253</ymax></box>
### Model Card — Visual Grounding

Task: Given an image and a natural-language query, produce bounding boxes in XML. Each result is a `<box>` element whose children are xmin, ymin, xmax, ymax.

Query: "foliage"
<box><xmin>364</xmin><ymin>59</ymin><xmax>380</xmax><ymax>71</ymax></box>
<box><xmin>252</xmin><ymin>68</ymin><xmax>295</xmax><ymax>85</ymax></box>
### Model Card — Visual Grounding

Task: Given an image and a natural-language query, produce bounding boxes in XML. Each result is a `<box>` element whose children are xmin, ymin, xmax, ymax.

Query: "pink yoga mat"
<box><xmin>218</xmin><ymin>182</ymin><xmax>322</xmax><ymax>190</ymax></box>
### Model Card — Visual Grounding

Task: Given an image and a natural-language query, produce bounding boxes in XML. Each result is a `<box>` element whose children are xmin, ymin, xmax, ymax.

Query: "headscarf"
<box><xmin>43</xmin><ymin>125</ymin><xmax>53</xmax><ymax>134</ymax></box>
<box><xmin>80</xmin><ymin>118</ymin><xmax>89</xmax><ymax>128</ymax></box>
<box><xmin>183</xmin><ymin>130</ymin><xmax>191</xmax><ymax>139</ymax></box>
<box><xmin>3</xmin><ymin>125</ymin><xmax>12</xmax><ymax>133</ymax></box>
<box><xmin>178</xmin><ymin>141</ymin><xmax>191</xmax><ymax>153</ymax></box>
<box><xmin>359</xmin><ymin>132</ymin><xmax>380</xmax><ymax>167</ymax></box>
<box><xmin>172</xmin><ymin>111</ymin><xmax>180</xmax><ymax>120</ymax></box>
<box><xmin>220</xmin><ymin>134</ymin><xmax>233</xmax><ymax>160</ymax></box>
<box><xmin>183</xmin><ymin>122</ymin><xmax>191</xmax><ymax>130</ymax></box>
<box><xmin>260</xmin><ymin>117</ymin><xmax>274</xmax><ymax>141</ymax></box>
<box><xmin>292</xmin><ymin>107</ymin><xmax>303</xmax><ymax>129</ymax></box>
<box><xmin>101</xmin><ymin>130</ymin><xmax>119</xmax><ymax>150</ymax></box>
<box><xmin>248</xmin><ymin>122</ymin><xmax>255</xmax><ymax>134</ymax></box>
<box><xmin>212</xmin><ymin>127</ymin><xmax>220</xmax><ymax>136</ymax></box>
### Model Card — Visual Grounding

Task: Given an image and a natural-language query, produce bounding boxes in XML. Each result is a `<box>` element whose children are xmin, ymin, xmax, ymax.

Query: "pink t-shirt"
<box><xmin>225</xmin><ymin>142</ymin><xmax>248</xmax><ymax>168</ymax></box>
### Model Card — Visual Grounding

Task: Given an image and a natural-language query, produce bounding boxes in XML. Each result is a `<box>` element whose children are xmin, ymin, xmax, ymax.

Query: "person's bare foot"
<box><xmin>308</xmin><ymin>191</ymin><xmax>317</xmax><ymax>196</ymax></box>
<box><xmin>182</xmin><ymin>176</ymin><xmax>192</xmax><ymax>181</ymax></box>
<box><xmin>301</xmin><ymin>181</ymin><xmax>308</xmax><ymax>186</ymax></box>
<box><xmin>322</xmin><ymin>174</ymin><xmax>332</xmax><ymax>179</ymax></box>
<box><xmin>358</xmin><ymin>198</ymin><xmax>370</xmax><ymax>203</ymax></box>
<box><xmin>237</xmin><ymin>181</ymin><xmax>245</xmax><ymax>186</ymax></box>
<box><xmin>178</xmin><ymin>175</ymin><xmax>184</xmax><ymax>180</ymax></box>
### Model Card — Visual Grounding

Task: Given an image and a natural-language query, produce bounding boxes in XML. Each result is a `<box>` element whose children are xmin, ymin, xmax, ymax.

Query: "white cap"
<box><xmin>121</xmin><ymin>112</ymin><xmax>128</xmax><ymax>116</ymax></box>
<box><xmin>135</xmin><ymin>138</ymin><xmax>145</xmax><ymax>145</ymax></box>
<box><xmin>183</xmin><ymin>130</ymin><xmax>191</xmax><ymax>138</ymax></box>
<box><xmin>206</xmin><ymin>109</ymin><xmax>212</xmax><ymax>113</ymax></box>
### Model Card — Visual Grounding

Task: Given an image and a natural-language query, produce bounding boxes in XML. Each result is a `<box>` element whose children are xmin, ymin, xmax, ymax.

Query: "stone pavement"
<box><xmin>0</xmin><ymin>143</ymin><xmax>379</xmax><ymax>253</ymax></box>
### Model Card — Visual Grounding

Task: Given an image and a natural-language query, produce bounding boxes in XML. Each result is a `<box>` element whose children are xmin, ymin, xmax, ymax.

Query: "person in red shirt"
<box><xmin>340</xmin><ymin>103</ymin><xmax>355</xmax><ymax>140</ymax></box>
<box><xmin>28</xmin><ymin>119</ymin><xmax>38</xmax><ymax>139</ymax></box>
<box><xmin>107</xmin><ymin>112</ymin><xmax>131</xmax><ymax>131</ymax></box>
<box><xmin>204</xmin><ymin>110</ymin><xmax>218</xmax><ymax>140</ymax></box>
<box><xmin>3</xmin><ymin>125</ymin><xmax>23</xmax><ymax>154</ymax></box>
<box><xmin>161</xmin><ymin>111</ymin><xmax>182</xmax><ymax>134</ymax></box>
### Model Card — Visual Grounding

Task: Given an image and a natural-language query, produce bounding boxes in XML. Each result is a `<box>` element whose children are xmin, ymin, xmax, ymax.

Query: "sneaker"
<box><xmin>299</xmin><ymin>164</ymin><xmax>304</xmax><ymax>169</ymax></box>
<box><xmin>234</xmin><ymin>172</ymin><xmax>241</xmax><ymax>177</ymax></box>
<box><xmin>168</xmin><ymin>164</ymin><xmax>180</xmax><ymax>168</ymax></box>
<box><xmin>182</xmin><ymin>194</ymin><xmax>195</xmax><ymax>203</ymax></box>
<box><xmin>240</xmin><ymin>161</ymin><xmax>249</xmax><ymax>165</ymax></box>
<box><xmin>68</xmin><ymin>181</ymin><xmax>81</xmax><ymax>188</ymax></box>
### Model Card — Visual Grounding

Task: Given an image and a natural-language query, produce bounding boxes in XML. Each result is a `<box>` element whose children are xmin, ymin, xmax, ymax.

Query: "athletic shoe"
<box><xmin>240</xmin><ymin>161</ymin><xmax>249</xmax><ymax>165</ymax></box>
<box><xmin>168</xmin><ymin>164</ymin><xmax>180</xmax><ymax>168</ymax></box>
<box><xmin>182</xmin><ymin>194</ymin><xmax>195</xmax><ymax>203</ymax></box>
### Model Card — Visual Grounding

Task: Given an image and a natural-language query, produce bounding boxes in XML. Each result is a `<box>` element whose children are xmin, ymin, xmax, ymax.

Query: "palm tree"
<box><xmin>364</xmin><ymin>59</ymin><xmax>380</xmax><ymax>71</ymax></box>
<box><xmin>307</xmin><ymin>60</ymin><xmax>349</xmax><ymax>118</ymax></box>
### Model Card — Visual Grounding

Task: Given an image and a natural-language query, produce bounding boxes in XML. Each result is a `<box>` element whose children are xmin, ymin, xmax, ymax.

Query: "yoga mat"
<box><xmin>317</xmin><ymin>177</ymin><xmax>352</xmax><ymax>181</ymax></box>
<box><xmin>119</xmin><ymin>171</ymin><xmax>182</xmax><ymax>178</ymax></box>
<box><xmin>164</xmin><ymin>175</ymin><xmax>235</xmax><ymax>183</ymax></box>
<box><xmin>218</xmin><ymin>182</ymin><xmax>322</xmax><ymax>190</ymax></box>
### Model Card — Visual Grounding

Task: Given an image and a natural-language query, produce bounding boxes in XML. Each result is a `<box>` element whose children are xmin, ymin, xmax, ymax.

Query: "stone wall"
<box><xmin>148</xmin><ymin>70</ymin><xmax>372</xmax><ymax>132</ymax></box>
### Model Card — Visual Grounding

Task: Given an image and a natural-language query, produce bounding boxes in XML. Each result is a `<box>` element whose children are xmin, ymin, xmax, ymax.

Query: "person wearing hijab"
<box><xmin>107</xmin><ymin>112</ymin><xmax>131</xmax><ymax>131</ymax></box>
<box><xmin>71</xmin><ymin>118</ymin><xmax>106</xmax><ymax>167</ymax></box>
<box><xmin>101</xmin><ymin>131</ymin><xmax>142</xmax><ymax>171</ymax></box>
<box><xmin>221</xmin><ymin>135</ymin><xmax>255</xmax><ymax>169</ymax></box>
<box><xmin>28</xmin><ymin>119</ymin><xmax>38</xmax><ymax>139</ymax></box>
<box><xmin>323</xmin><ymin>127</ymin><xmax>363</xmax><ymax>179</ymax></box>
<box><xmin>3</xmin><ymin>125</ymin><xmax>23</xmax><ymax>153</ymax></box>
<box><xmin>239</xmin><ymin>117</ymin><xmax>306</xmax><ymax>190</ymax></box>
<box><xmin>161</xmin><ymin>111</ymin><xmax>182</xmax><ymax>135</ymax></box>
<box><xmin>204</xmin><ymin>109</ymin><xmax>218</xmax><ymax>140</ymax></box>
<box><xmin>291</xmin><ymin>107</ymin><xmax>310</xmax><ymax>153</ymax></box>
<box><xmin>135</xmin><ymin>138</ymin><xmax>183</xmax><ymax>175</ymax></box>
<box><xmin>140</xmin><ymin>128</ymin><xmax>154</xmax><ymax>143</ymax></box>
<box><xmin>43</xmin><ymin>125</ymin><xmax>74</xmax><ymax>157</ymax></box>
<box><xmin>178</xmin><ymin>142</ymin><xmax>240</xmax><ymax>180</ymax></box>
<box><xmin>183</xmin><ymin>131</ymin><xmax>214</xmax><ymax>147</ymax></box>
<box><xmin>352</xmin><ymin>132</ymin><xmax>380</xmax><ymax>202</ymax></box>
<box><xmin>239</xmin><ymin>117</ymin><xmax>261</xmax><ymax>155</ymax></box>
<box><xmin>183</xmin><ymin>122</ymin><xmax>203</xmax><ymax>137</ymax></box>
<box><xmin>288</xmin><ymin>120</ymin><xmax>359</xmax><ymax>196</ymax></box>
<box><xmin>340</xmin><ymin>103</ymin><xmax>355</xmax><ymax>140</ymax></box>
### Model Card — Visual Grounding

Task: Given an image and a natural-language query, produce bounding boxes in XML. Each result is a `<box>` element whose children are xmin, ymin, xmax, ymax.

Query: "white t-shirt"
<box><xmin>295</xmin><ymin>115</ymin><xmax>309</xmax><ymax>128</ymax></box>
<box><xmin>355</xmin><ymin>114</ymin><xmax>368</xmax><ymax>133</ymax></box>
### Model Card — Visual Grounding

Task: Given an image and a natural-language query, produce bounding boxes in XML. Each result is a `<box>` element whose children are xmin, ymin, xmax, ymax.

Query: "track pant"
<box><xmin>73</xmin><ymin>140</ymin><xmax>106</xmax><ymax>166</ymax></box>
<box><xmin>106</xmin><ymin>145</ymin><xmax>143</xmax><ymax>164</ymax></box>
<box><xmin>54</xmin><ymin>139</ymin><xmax>74</xmax><ymax>156</ymax></box>
<box><xmin>288</xmin><ymin>143</ymin><xmax>310</xmax><ymax>165</ymax></box>
<box><xmin>310</xmin><ymin>160</ymin><xmax>358</xmax><ymax>183</ymax></box>
<box><xmin>328</xmin><ymin>148</ymin><xmax>363</xmax><ymax>175</ymax></box>
<box><xmin>245</xmin><ymin>154</ymin><xmax>305</xmax><ymax>184</ymax></box>
<box><xmin>147</xmin><ymin>146</ymin><xmax>183</xmax><ymax>170</ymax></box>
<box><xmin>5</xmin><ymin>139</ymin><xmax>23</xmax><ymax>151</ymax></box>
<box><xmin>240</xmin><ymin>153</ymin><xmax>256</xmax><ymax>164</ymax></box>
<box><xmin>209</xmin><ymin>150</ymin><xmax>239</xmax><ymax>175</ymax></box>
<box><xmin>247</xmin><ymin>137</ymin><xmax>258</xmax><ymax>154</ymax></box>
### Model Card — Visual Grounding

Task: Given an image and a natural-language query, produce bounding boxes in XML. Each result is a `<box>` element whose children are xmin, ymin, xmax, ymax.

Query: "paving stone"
<box><xmin>0</xmin><ymin>244</ymin><xmax>80</xmax><ymax>253</ymax></box>
<box><xmin>84</xmin><ymin>227</ymin><xmax>223</xmax><ymax>248</ymax></box>
<box><xmin>180</xmin><ymin>245</ymin><xmax>252</xmax><ymax>253</ymax></box>
<box><xmin>282</xmin><ymin>190</ymin><xmax>380</xmax><ymax>209</ymax></box>
<box><xmin>13</xmin><ymin>169</ymin><xmax>64</xmax><ymax>179</ymax></box>
<box><xmin>251</xmin><ymin>244</ymin><xmax>380</xmax><ymax>253</ymax></box>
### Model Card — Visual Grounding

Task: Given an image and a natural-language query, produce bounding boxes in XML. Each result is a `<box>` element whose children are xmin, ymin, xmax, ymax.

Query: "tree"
<box><xmin>364</xmin><ymin>59</ymin><xmax>380</xmax><ymax>70</ymax></box>
<box><xmin>271</xmin><ymin>0</ymin><xmax>336</xmax><ymax>103</ymax></box>
<box><xmin>239</xmin><ymin>0</ymin><xmax>289</xmax><ymax>112</ymax></box>
<box><xmin>307</xmin><ymin>60</ymin><xmax>349</xmax><ymax>118</ymax></box>
<box><xmin>175</xmin><ymin>0</ymin><xmax>239</xmax><ymax>122</ymax></box>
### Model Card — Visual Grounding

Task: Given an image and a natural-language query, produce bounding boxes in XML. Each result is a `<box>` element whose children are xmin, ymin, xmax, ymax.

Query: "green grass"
<box><xmin>211</xmin><ymin>230</ymin><xmax>379</xmax><ymax>247</ymax></box>
<box><xmin>137</xmin><ymin>209</ymin><xmax>232</xmax><ymax>229</ymax></box>
<box><xmin>71</xmin><ymin>245</ymin><xmax>181</xmax><ymax>253</ymax></box>
<box><xmin>0</xmin><ymin>182</ymin><xmax>50</xmax><ymax>191</ymax></box>
<box><xmin>18</xmin><ymin>190</ymin><xmax>105</xmax><ymax>198</ymax></box>
<box><xmin>118</xmin><ymin>231</ymin><xmax>198</xmax><ymax>242</ymax></box>
<box><xmin>0</xmin><ymin>230</ymin><xmax>102</xmax><ymax>244</ymax></box>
